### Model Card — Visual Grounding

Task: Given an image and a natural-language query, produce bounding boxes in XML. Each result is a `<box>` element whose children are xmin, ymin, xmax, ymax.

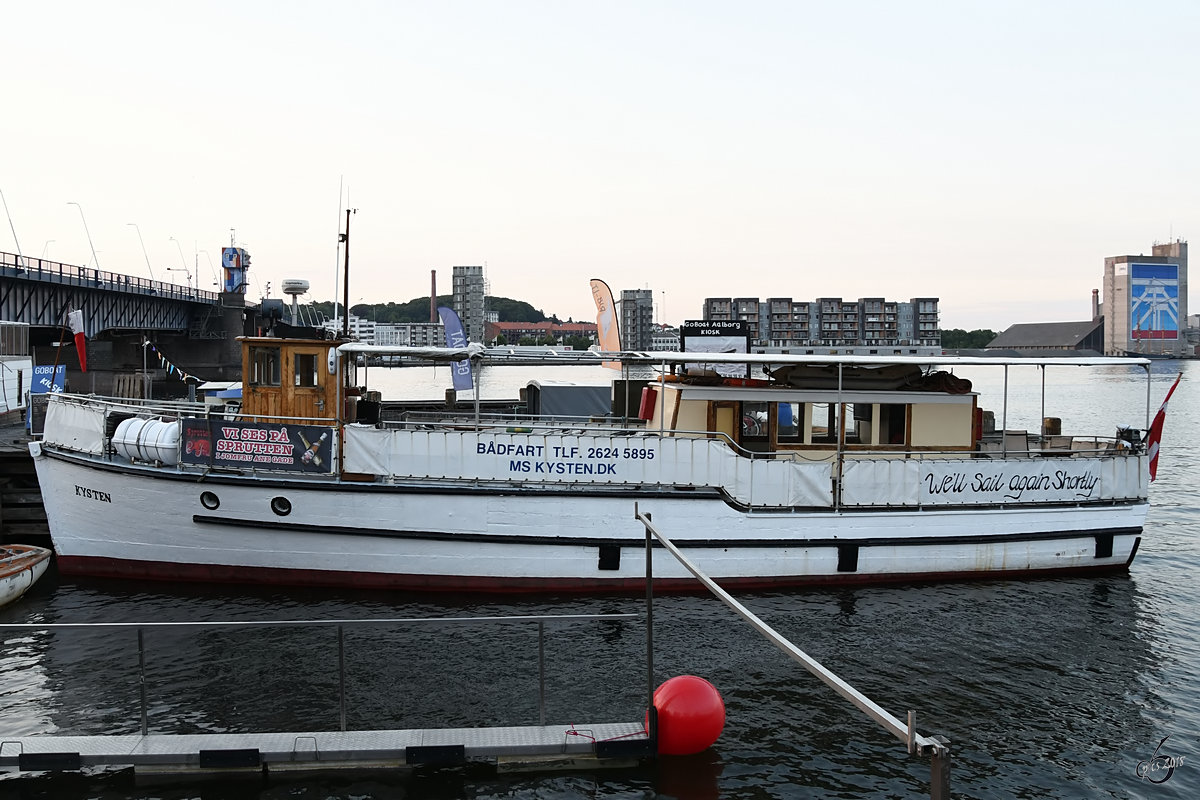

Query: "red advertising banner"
<box><xmin>181</xmin><ymin>419</ymin><xmax>335</xmax><ymax>473</ymax></box>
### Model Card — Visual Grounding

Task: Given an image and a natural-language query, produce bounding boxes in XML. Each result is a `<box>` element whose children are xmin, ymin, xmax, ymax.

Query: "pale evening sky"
<box><xmin>3</xmin><ymin>0</ymin><xmax>1196</xmax><ymax>332</ymax></box>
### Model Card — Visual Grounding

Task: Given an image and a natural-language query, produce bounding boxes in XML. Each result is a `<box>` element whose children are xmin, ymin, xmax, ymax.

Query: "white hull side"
<box><xmin>34</xmin><ymin>451</ymin><xmax>1147</xmax><ymax>590</ymax></box>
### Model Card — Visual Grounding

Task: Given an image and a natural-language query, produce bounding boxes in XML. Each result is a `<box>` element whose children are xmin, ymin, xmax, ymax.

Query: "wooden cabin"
<box><xmin>239</xmin><ymin>336</ymin><xmax>342</xmax><ymax>424</ymax></box>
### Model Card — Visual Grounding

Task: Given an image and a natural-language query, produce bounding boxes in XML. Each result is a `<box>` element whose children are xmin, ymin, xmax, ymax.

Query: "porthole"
<box><xmin>200</xmin><ymin>491</ymin><xmax>220</xmax><ymax>510</ymax></box>
<box><xmin>270</xmin><ymin>496</ymin><xmax>292</xmax><ymax>516</ymax></box>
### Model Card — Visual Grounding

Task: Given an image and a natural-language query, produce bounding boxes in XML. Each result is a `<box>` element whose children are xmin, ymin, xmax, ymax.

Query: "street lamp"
<box><xmin>198</xmin><ymin>249</ymin><xmax>219</xmax><ymax>287</ymax></box>
<box><xmin>168</xmin><ymin>237</ymin><xmax>191</xmax><ymax>289</ymax></box>
<box><xmin>67</xmin><ymin>201</ymin><xmax>100</xmax><ymax>270</ymax></box>
<box><xmin>166</xmin><ymin>267</ymin><xmax>192</xmax><ymax>290</ymax></box>
<box><xmin>41</xmin><ymin>240</ymin><xmax>54</xmax><ymax>259</ymax></box>
<box><xmin>126</xmin><ymin>223</ymin><xmax>155</xmax><ymax>280</ymax></box>
<box><xmin>1</xmin><ymin>187</ymin><xmax>23</xmax><ymax>265</ymax></box>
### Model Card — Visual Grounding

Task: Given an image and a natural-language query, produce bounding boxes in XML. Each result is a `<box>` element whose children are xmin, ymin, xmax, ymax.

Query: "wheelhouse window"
<box><xmin>294</xmin><ymin>353</ymin><xmax>319</xmax><ymax>388</ymax></box>
<box><xmin>249</xmin><ymin>346</ymin><xmax>281</xmax><ymax>386</ymax></box>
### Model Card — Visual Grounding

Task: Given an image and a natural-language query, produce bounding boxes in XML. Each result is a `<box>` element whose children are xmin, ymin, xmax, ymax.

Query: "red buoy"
<box><xmin>649</xmin><ymin>675</ymin><xmax>725</xmax><ymax>755</ymax></box>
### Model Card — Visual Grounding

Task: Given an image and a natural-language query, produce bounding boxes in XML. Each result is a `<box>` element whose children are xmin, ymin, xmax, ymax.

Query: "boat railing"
<box><xmin>0</xmin><ymin>611</ymin><xmax>640</xmax><ymax>736</ymax></box>
<box><xmin>51</xmin><ymin>393</ymin><xmax>345</xmax><ymax>429</ymax></box>
<box><xmin>387</xmin><ymin>409</ymin><xmax>647</xmax><ymax>433</ymax></box>
<box><xmin>45</xmin><ymin>392</ymin><xmax>208</xmax><ymax>421</ymax></box>
<box><xmin>634</xmin><ymin>503</ymin><xmax>951</xmax><ymax>799</ymax></box>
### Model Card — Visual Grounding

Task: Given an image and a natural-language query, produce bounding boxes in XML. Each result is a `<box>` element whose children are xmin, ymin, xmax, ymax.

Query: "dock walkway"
<box><xmin>0</xmin><ymin>722</ymin><xmax>649</xmax><ymax>777</ymax></box>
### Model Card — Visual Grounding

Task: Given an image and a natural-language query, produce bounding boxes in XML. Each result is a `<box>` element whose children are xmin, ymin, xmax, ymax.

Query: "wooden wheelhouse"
<box><xmin>239</xmin><ymin>336</ymin><xmax>342</xmax><ymax>424</ymax></box>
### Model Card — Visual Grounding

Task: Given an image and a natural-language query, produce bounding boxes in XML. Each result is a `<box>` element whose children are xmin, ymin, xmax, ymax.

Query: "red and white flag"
<box><xmin>68</xmin><ymin>310</ymin><xmax>88</xmax><ymax>372</ymax></box>
<box><xmin>1146</xmin><ymin>373</ymin><xmax>1182</xmax><ymax>482</ymax></box>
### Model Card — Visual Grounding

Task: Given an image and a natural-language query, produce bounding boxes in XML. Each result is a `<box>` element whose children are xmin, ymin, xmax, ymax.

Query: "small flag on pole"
<box><xmin>1146</xmin><ymin>373</ymin><xmax>1182</xmax><ymax>482</ymax></box>
<box><xmin>67</xmin><ymin>310</ymin><xmax>88</xmax><ymax>372</ymax></box>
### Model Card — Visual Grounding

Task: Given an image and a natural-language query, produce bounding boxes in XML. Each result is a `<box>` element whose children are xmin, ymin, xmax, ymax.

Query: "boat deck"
<box><xmin>0</xmin><ymin>722</ymin><xmax>651</xmax><ymax>776</ymax></box>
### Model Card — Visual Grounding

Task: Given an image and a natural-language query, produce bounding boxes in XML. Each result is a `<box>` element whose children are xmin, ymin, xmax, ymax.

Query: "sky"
<box><xmin>3</xmin><ymin>0</ymin><xmax>1196</xmax><ymax>332</ymax></box>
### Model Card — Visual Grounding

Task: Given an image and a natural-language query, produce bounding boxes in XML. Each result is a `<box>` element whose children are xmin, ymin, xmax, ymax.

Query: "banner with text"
<box><xmin>437</xmin><ymin>305</ymin><xmax>474</xmax><ymax>391</ymax></box>
<box><xmin>180</xmin><ymin>419</ymin><xmax>335</xmax><ymax>473</ymax></box>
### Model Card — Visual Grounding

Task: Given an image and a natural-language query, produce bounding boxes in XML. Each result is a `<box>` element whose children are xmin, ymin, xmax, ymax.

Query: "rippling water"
<box><xmin>2</xmin><ymin>360</ymin><xmax>1196</xmax><ymax>798</ymax></box>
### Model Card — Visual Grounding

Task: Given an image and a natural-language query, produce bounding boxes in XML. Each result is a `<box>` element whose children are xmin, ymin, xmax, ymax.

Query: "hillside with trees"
<box><xmin>311</xmin><ymin>296</ymin><xmax>552</xmax><ymax>324</ymax></box>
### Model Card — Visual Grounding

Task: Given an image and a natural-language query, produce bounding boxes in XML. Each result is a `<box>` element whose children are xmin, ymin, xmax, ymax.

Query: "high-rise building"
<box><xmin>620</xmin><ymin>289</ymin><xmax>654</xmax><ymax>350</ymax></box>
<box><xmin>452</xmin><ymin>265</ymin><xmax>487</xmax><ymax>343</ymax></box>
<box><xmin>1102</xmin><ymin>241</ymin><xmax>1189</xmax><ymax>357</ymax></box>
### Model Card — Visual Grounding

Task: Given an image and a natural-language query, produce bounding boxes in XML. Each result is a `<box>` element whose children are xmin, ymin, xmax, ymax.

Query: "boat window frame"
<box><xmin>248</xmin><ymin>345</ymin><xmax>282</xmax><ymax>387</ymax></box>
<box><xmin>294</xmin><ymin>351</ymin><xmax>320</xmax><ymax>389</ymax></box>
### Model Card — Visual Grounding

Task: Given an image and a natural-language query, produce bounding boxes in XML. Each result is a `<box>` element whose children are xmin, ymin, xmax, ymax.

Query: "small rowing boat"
<box><xmin>0</xmin><ymin>544</ymin><xmax>52</xmax><ymax>608</ymax></box>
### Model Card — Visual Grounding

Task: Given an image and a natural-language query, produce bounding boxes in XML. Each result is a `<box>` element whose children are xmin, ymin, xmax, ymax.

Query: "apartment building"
<box><xmin>620</xmin><ymin>289</ymin><xmax>655</xmax><ymax>350</ymax></box>
<box><xmin>704</xmin><ymin>295</ymin><xmax>940</xmax><ymax>352</ymax></box>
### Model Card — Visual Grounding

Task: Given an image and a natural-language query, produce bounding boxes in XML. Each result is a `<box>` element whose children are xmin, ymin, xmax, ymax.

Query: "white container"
<box><xmin>112</xmin><ymin>418</ymin><xmax>181</xmax><ymax>465</ymax></box>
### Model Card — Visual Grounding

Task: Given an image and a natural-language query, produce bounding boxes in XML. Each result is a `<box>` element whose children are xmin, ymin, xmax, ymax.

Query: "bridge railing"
<box><xmin>1</xmin><ymin>250</ymin><xmax>217</xmax><ymax>303</ymax></box>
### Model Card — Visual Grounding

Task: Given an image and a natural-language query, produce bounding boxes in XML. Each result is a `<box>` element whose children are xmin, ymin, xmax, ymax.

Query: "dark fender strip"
<box><xmin>193</xmin><ymin>514</ymin><xmax>1142</xmax><ymax>550</ymax></box>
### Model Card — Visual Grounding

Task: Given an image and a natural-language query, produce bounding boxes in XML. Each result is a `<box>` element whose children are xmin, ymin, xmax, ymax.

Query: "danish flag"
<box><xmin>1146</xmin><ymin>373</ymin><xmax>1182</xmax><ymax>482</ymax></box>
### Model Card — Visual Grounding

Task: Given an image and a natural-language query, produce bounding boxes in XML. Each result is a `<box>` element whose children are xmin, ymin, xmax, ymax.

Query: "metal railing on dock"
<box><xmin>0</xmin><ymin>611</ymin><xmax>650</xmax><ymax>777</ymax></box>
<box><xmin>635</xmin><ymin>502</ymin><xmax>952</xmax><ymax>800</ymax></box>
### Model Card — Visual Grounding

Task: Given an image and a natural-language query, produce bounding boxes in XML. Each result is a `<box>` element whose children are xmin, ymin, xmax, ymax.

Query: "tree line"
<box><xmin>940</xmin><ymin>328</ymin><xmax>997</xmax><ymax>349</ymax></box>
<box><xmin>311</xmin><ymin>295</ymin><xmax>554</xmax><ymax>325</ymax></box>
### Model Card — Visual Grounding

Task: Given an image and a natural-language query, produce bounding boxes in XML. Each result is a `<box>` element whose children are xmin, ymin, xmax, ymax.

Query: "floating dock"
<box><xmin>0</xmin><ymin>723</ymin><xmax>651</xmax><ymax>779</ymax></box>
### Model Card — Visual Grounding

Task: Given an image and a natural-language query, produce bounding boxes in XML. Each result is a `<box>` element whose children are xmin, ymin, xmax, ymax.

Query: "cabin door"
<box><xmin>287</xmin><ymin>345</ymin><xmax>334</xmax><ymax>422</ymax></box>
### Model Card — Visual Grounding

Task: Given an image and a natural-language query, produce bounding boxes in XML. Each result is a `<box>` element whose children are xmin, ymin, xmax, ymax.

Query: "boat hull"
<box><xmin>33</xmin><ymin>448</ymin><xmax>1146</xmax><ymax>593</ymax></box>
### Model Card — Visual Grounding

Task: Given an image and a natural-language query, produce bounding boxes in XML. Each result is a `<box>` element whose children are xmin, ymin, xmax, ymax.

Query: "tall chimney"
<box><xmin>1091</xmin><ymin>288</ymin><xmax>1100</xmax><ymax>321</ymax></box>
<box><xmin>431</xmin><ymin>270</ymin><xmax>437</xmax><ymax>323</ymax></box>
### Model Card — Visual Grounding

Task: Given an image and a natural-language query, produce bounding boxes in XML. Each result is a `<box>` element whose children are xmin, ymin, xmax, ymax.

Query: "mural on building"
<box><xmin>1129</xmin><ymin>263</ymin><xmax>1179</xmax><ymax>340</ymax></box>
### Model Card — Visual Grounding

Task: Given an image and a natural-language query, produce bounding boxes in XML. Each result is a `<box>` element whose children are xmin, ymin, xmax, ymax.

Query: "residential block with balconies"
<box><xmin>703</xmin><ymin>295</ymin><xmax>940</xmax><ymax>354</ymax></box>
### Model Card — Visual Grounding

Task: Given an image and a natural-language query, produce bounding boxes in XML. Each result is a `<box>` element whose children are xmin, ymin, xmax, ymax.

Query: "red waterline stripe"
<box><xmin>54</xmin><ymin>555</ymin><xmax>1133</xmax><ymax>595</ymax></box>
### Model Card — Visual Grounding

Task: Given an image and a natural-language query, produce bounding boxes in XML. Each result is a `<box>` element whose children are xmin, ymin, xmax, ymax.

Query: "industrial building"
<box><xmin>1101</xmin><ymin>241</ymin><xmax>1189</xmax><ymax>357</ymax></box>
<box><xmin>986</xmin><ymin>320</ymin><xmax>1104</xmax><ymax>354</ymax></box>
<box><xmin>986</xmin><ymin>240</ymin><xmax>1195</xmax><ymax>358</ymax></box>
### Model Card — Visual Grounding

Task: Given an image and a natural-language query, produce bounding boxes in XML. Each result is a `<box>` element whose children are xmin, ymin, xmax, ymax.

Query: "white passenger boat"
<box><xmin>0</xmin><ymin>544</ymin><xmax>52</xmax><ymax>607</ymax></box>
<box><xmin>28</xmin><ymin>328</ymin><xmax>1157</xmax><ymax>592</ymax></box>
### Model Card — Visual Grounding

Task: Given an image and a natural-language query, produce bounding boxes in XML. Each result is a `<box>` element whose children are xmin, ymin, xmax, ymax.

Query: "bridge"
<box><xmin>1</xmin><ymin>251</ymin><xmax>249</xmax><ymax>391</ymax></box>
<box><xmin>1</xmin><ymin>250</ymin><xmax>223</xmax><ymax>338</ymax></box>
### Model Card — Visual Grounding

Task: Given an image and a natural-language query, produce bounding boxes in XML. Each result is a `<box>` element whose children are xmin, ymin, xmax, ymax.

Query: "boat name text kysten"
<box><xmin>74</xmin><ymin>485</ymin><xmax>112</xmax><ymax>503</ymax></box>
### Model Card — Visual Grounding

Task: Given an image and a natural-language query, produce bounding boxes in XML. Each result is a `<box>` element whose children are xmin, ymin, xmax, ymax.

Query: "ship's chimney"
<box><xmin>431</xmin><ymin>270</ymin><xmax>437</xmax><ymax>323</ymax></box>
<box><xmin>1091</xmin><ymin>288</ymin><xmax>1100</xmax><ymax>321</ymax></box>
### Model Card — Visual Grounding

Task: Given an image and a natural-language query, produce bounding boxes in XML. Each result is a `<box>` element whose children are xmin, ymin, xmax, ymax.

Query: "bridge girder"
<box><xmin>2</xmin><ymin>253</ymin><xmax>221</xmax><ymax>337</ymax></box>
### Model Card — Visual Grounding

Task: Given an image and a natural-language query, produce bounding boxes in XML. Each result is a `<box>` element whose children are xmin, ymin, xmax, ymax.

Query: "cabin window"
<box><xmin>879</xmin><ymin>403</ymin><xmax>907</xmax><ymax>445</ymax></box>
<box><xmin>294</xmin><ymin>353</ymin><xmax>319</xmax><ymax>388</ymax></box>
<box><xmin>249</xmin><ymin>347</ymin><xmax>281</xmax><ymax>387</ymax></box>
<box><xmin>778</xmin><ymin>402</ymin><xmax>802</xmax><ymax>444</ymax></box>
<box><xmin>741</xmin><ymin>401</ymin><xmax>771</xmax><ymax>454</ymax></box>
<box><xmin>811</xmin><ymin>403</ymin><xmax>838</xmax><ymax>444</ymax></box>
<box><xmin>741</xmin><ymin>401</ymin><xmax>769</xmax><ymax>438</ymax></box>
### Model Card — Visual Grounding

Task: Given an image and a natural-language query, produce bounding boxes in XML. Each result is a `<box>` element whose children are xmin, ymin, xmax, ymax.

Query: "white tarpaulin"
<box><xmin>344</xmin><ymin>426</ymin><xmax>834</xmax><ymax>508</ymax></box>
<box><xmin>840</xmin><ymin>456</ymin><xmax>1148</xmax><ymax>507</ymax></box>
<box><xmin>43</xmin><ymin>395</ymin><xmax>107</xmax><ymax>455</ymax></box>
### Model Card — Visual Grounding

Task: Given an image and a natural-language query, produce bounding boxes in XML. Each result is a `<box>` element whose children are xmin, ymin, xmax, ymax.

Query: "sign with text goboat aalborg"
<box><xmin>181</xmin><ymin>419</ymin><xmax>335</xmax><ymax>473</ymax></box>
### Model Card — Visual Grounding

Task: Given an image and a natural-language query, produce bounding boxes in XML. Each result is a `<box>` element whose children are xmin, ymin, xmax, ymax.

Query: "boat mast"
<box><xmin>340</xmin><ymin>208</ymin><xmax>355</xmax><ymax>340</ymax></box>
